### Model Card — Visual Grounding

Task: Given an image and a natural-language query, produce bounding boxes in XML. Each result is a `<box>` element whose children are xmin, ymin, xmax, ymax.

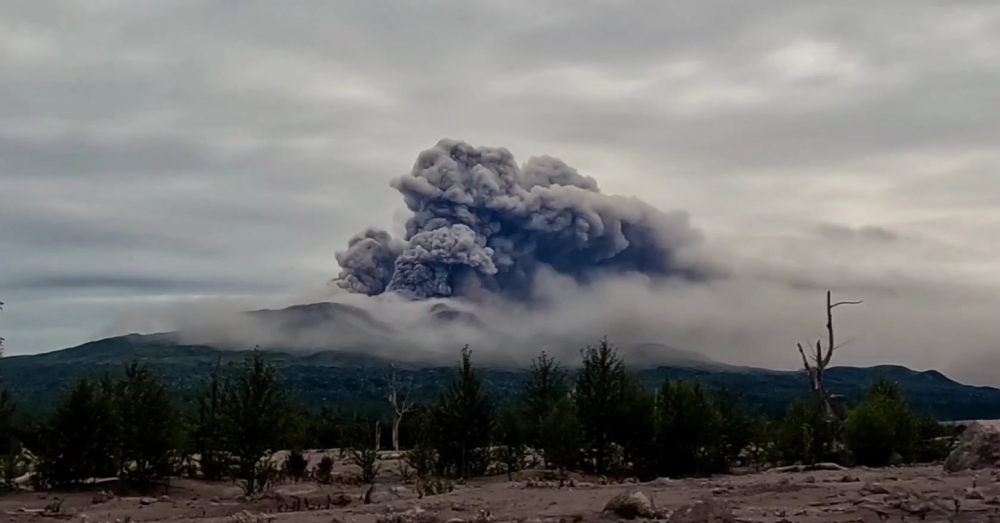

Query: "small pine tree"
<box><xmin>575</xmin><ymin>338</ymin><xmax>627</xmax><ymax>474</ymax></box>
<box><xmin>37</xmin><ymin>377</ymin><xmax>120</xmax><ymax>487</ymax></box>
<box><xmin>712</xmin><ymin>388</ymin><xmax>754</xmax><ymax>467</ymax></box>
<box><xmin>283</xmin><ymin>451</ymin><xmax>308</xmax><ymax>481</ymax></box>
<box><xmin>0</xmin><ymin>388</ymin><xmax>15</xmax><ymax>459</ymax></box>
<box><xmin>537</xmin><ymin>396</ymin><xmax>581</xmax><ymax>473</ymax></box>
<box><xmin>656</xmin><ymin>380</ymin><xmax>727</xmax><ymax>477</ymax></box>
<box><xmin>221</xmin><ymin>349</ymin><xmax>289</xmax><ymax>496</ymax></box>
<box><xmin>493</xmin><ymin>408</ymin><xmax>527</xmax><ymax>480</ymax></box>
<box><xmin>117</xmin><ymin>361</ymin><xmax>178</xmax><ymax>485</ymax></box>
<box><xmin>0</xmin><ymin>388</ymin><xmax>27</xmax><ymax>491</ymax></box>
<box><xmin>346</xmin><ymin>419</ymin><xmax>381</xmax><ymax>484</ymax></box>
<box><xmin>615</xmin><ymin>376</ymin><xmax>657</xmax><ymax>479</ymax></box>
<box><xmin>844</xmin><ymin>379</ymin><xmax>918</xmax><ymax>467</ymax></box>
<box><xmin>521</xmin><ymin>352</ymin><xmax>568</xmax><ymax>454</ymax></box>
<box><xmin>192</xmin><ymin>357</ymin><xmax>229</xmax><ymax>481</ymax></box>
<box><xmin>428</xmin><ymin>346</ymin><xmax>494</xmax><ymax>479</ymax></box>
<box><xmin>777</xmin><ymin>396</ymin><xmax>838</xmax><ymax>466</ymax></box>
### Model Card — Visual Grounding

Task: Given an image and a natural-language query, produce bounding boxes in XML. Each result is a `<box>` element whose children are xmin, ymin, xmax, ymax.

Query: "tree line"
<box><xmin>0</xmin><ymin>337</ymin><xmax>958</xmax><ymax>497</ymax></box>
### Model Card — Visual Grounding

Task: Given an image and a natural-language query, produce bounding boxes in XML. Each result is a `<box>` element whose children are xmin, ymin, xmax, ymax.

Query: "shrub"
<box><xmin>492</xmin><ymin>408</ymin><xmax>527</xmax><ymax>480</ymax></box>
<box><xmin>315</xmin><ymin>455</ymin><xmax>335</xmax><ymax>484</ymax></box>
<box><xmin>283</xmin><ymin>451</ymin><xmax>308</xmax><ymax>481</ymax></box>
<box><xmin>537</xmin><ymin>396</ymin><xmax>581</xmax><ymax>473</ymax></box>
<box><xmin>350</xmin><ymin>446</ymin><xmax>381</xmax><ymax>484</ymax></box>
<box><xmin>406</xmin><ymin>444</ymin><xmax>438</xmax><ymax>477</ymax></box>
<box><xmin>655</xmin><ymin>380</ymin><xmax>727</xmax><ymax>476</ymax></box>
<box><xmin>776</xmin><ymin>397</ymin><xmax>838</xmax><ymax>466</ymax></box>
<box><xmin>843</xmin><ymin>380</ymin><xmax>918</xmax><ymax>467</ymax></box>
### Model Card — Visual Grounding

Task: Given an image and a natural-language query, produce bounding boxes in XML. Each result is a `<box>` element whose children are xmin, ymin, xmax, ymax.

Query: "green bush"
<box><xmin>776</xmin><ymin>397</ymin><xmax>838</xmax><ymax>465</ymax></box>
<box><xmin>537</xmin><ymin>396</ymin><xmax>581</xmax><ymax>473</ymax></box>
<box><xmin>655</xmin><ymin>380</ymin><xmax>727</xmax><ymax>476</ymax></box>
<box><xmin>843</xmin><ymin>379</ymin><xmax>918</xmax><ymax>467</ymax></box>
<box><xmin>493</xmin><ymin>408</ymin><xmax>527</xmax><ymax>480</ymax></box>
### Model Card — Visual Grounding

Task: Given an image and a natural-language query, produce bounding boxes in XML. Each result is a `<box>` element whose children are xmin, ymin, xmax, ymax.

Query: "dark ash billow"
<box><xmin>333</xmin><ymin>139</ymin><xmax>705</xmax><ymax>301</ymax></box>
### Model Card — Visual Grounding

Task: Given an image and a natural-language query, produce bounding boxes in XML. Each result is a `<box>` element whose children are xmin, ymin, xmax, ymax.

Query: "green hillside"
<box><xmin>2</xmin><ymin>333</ymin><xmax>999</xmax><ymax>421</ymax></box>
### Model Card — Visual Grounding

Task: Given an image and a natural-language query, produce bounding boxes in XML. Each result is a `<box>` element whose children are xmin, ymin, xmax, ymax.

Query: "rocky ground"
<box><xmin>3</xmin><ymin>461</ymin><xmax>1000</xmax><ymax>523</ymax></box>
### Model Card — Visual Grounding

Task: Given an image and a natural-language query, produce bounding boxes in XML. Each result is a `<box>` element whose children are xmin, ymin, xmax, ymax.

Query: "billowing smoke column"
<box><xmin>333</xmin><ymin>139</ymin><xmax>704</xmax><ymax>300</ymax></box>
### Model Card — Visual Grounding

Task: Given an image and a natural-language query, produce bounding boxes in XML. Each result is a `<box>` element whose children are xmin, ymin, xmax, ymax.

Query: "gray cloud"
<box><xmin>1</xmin><ymin>0</ymin><xmax>998</xmax><ymax>385</ymax></box>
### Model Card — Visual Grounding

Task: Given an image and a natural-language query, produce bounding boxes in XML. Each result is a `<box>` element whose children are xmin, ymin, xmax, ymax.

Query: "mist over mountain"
<box><xmin>79</xmin><ymin>138</ymin><xmax>1000</xmax><ymax>386</ymax></box>
<box><xmin>4</xmin><ymin>308</ymin><xmax>1000</xmax><ymax>422</ymax></box>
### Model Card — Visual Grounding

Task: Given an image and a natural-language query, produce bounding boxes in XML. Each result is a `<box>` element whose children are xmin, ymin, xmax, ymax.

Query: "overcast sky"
<box><xmin>1</xmin><ymin>1</ymin><xmax>999</xmax><ymax>383</ymax></box>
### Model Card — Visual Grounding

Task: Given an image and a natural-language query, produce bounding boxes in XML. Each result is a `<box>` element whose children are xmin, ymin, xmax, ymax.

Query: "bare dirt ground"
<box><xmin>3</xmin><ymin>459</ymin><xmax>999</xmax><ymax>523</ymax></box>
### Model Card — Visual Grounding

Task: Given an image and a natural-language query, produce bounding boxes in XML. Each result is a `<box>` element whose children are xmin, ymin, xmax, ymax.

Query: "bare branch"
<box><xmin>830</xmin><ymin>300</ymin><xmax>864</xmax><ymax>308</ymax></box>
<box><xmin>830</xmin><ymin>338</ymin><xmax>856</xmax><ymax>352</ymax></box>
<box><xmin>797</xmin><ymin>343</ymin><xmax>812</xmax><ymax>371</ymax></box>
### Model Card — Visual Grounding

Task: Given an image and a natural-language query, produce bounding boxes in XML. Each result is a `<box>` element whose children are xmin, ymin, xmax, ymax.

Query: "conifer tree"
<box><xmin>521</xmin><ymin>351</ymin><xmax>568</xmax><ymax>452</ymax></box>
<box><xmin>117</xmin><ymin>361</ymin><xmax>178</xmax><ymax>485</ymax></box>
<box><xmin>429</xmin><ymin>346</ymin><xmax>494</xmax><ymax>478</ymax></box>
<box><xmin>575</xmin><ymin>338</ymin><xmax>627</xmax><ymax>474</ymax></box>
<box><xmin>37</xmin><ymin>378</ymin><xmax>119</xmax><ymax>487</ymax></box>
<box><xmin>221</xmin><ymin>349</ymin><xmax>288</xmax><ymax>496</ymax></box>
<box><xmin>193</xmin><ymin>357</ymin><xmax>228</xmax><ymax>480</ymax></box>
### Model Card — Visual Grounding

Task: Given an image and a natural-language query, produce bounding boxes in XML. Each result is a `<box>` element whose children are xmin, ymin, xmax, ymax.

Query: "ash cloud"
<box><xmin>332</xmin><ymin>139</ymin><xmax>705</xmax><ymax>301</ymax></box>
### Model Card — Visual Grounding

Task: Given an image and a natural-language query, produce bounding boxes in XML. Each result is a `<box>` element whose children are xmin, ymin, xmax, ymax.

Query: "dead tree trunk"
<box><xmin>797</xmin><ymin>290</ymin><xmax>862</xmax><ymax>420</ymax></box>
<box><xmin>0</xmin><ymin>300</ymin><xmax>5</xmax><ymax>359</ymax></box>
<box><xmin>387</xmin><ymin>364</ymin><xmax>417</xmax><ymax>451</ymax></box>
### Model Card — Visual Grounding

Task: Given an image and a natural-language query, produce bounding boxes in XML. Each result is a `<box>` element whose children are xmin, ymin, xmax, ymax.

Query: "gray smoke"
<box><xmin>333</xmin><ymin>229</ymin><xmax>406</xmax><ymax>295</ymax></box>
<box><xmin>333</xmin><ymin>138</ymin><xmax>705</xmax><ymax>300</ymax></box>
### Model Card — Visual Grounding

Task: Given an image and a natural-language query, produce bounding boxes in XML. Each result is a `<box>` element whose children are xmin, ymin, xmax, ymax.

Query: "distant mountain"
<box><xmin>2</xmin><ymin>301</ymin><xmax>999</xmax><ymax>421</ymax></box>
<box><xmin>2</xmin><ymin>333</ymin><xmax>999</xmax><ymax>421</ymax></box>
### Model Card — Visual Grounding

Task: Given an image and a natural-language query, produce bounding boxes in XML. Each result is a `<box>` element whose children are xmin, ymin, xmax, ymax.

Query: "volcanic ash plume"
<box><xmin>333</xmin><ymin>138</ymin><xmax>706</xmax><ymax>300</ymax></box>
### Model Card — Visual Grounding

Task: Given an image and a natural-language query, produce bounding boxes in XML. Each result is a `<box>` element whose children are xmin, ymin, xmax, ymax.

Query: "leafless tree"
<box><xmin>797</xmin><ymin>290</ymin><xmax>862</xmax><ymax>420</ymax></box>
<box><xmin>387</xmin><ymin>364</ymin><xmax>418</xmax><ymax>451</ymax></box>
<box><xmin>0</xmin><ymin>300</ymin><xmax>5</xmax><ymax>360</ymax></box>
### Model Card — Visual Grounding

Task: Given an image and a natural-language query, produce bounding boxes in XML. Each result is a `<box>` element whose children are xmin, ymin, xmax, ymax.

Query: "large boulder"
<box><xmin>602</xmin><ymin>489</ymin><xmax>659</xmax><ymax>520</ymax></box>
<box><xmin>944</xmin><ymin>422</ymin><xmax>1000</xmax><ymax>472</ymax></box>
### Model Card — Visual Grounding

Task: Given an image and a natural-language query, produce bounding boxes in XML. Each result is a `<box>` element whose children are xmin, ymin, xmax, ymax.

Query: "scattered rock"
<box><xmin>666</xmin><ymin>499</ymin><xmax>735</xmax><ymax>523</ymax></box>
<box><xmin>888</xmin><ymin>451</ymin><xmax>904</xmax><ymax>466</ymax></box>
<box><xmin>602</xmin><ymin>489</ymin><xmax>659</xmax><ymax>520</ymax></box>
<box><xmin>802</xmin><ymin>476</ymin><xmax>816</xmax><ymax>484</ymax></box>
<box><xmin>139</xmin><ymin>497</ymin><xmax>157</xmax><ymax>506</ymax></box>
<box><xmin>839</xmin><ymin>474</ymin><xmax>860</xmax><ymax>483</ymax></box>
<box><xmin>228</xmin><ymin>510</ymin><xmax>276</xmax><ymax>523</ymax></box>
<box><xmin>944</xmin><ymin>421</ymin><xmax>1000</xmax><ymax>472</ymax></box>
<box><xmin>158</xmin><ymin>495</ymin><xmax>171</xmax><ymax>503</ymax></box>
<box><xmin>376</xmin><ymin>507</ymin><xmax>441</xmax><ymax>523</ymax></box>
<box><xmin>965</xmin><ymin>487</ymin><xmax>985</xmax><ymax>500</ymax></box>
<box><xmin>365</xmin><ymin>484</ymin><xmax>398</xmax><ymax>505</ymax></box>
<box><xmin>92</xmin><ymin>490</ymin><xmax>115</xmax><ymax>504</ymax></box>
<box><xmin>768</xmin><ymin>462</ymin><xmax>846</xmax><ymax>473</ymax></box>
<box><xmin>859</xmin><ymin>482</ymin><xmax>890</xmax><ymax>495</ymax></box>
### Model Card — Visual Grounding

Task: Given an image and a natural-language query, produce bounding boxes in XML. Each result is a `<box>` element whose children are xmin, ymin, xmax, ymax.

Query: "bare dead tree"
<box><xmin>797</xmin><ymin>290</ymin><xmax>862</xmax><ymax>420</ymax></box>
<box><xmin>387</xmin><ymin>364</ymin><xmax>418</xmax><ymax>451</ymax></box>
<box><xmin>0</xmin><ymin>300</ymin><xmax>5</xmax><ymax>360</ymax></box>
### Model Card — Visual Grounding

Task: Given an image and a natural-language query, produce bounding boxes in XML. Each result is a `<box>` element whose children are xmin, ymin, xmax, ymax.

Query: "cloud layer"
<box><xmin>1</xmin><ymin>1</ymin><xmax>999</xmax><ymax>384</ymax></box>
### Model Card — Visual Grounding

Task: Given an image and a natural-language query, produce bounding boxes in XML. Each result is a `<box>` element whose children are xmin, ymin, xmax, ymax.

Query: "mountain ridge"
<box><xmin>3</xmin><ymin>300</ymin><xmax>998</xmax><ymax>421</ymax></box>
<box><xmin>3</xmin><ymin>331</ymin><xmax>999</xmax><ymax>421</ymax></box>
